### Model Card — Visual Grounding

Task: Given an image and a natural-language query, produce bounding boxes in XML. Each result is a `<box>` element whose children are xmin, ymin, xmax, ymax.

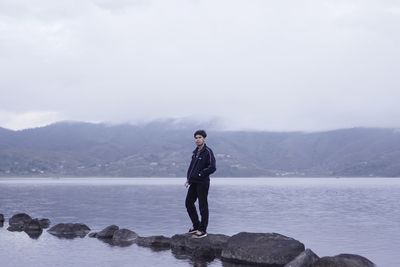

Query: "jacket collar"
<box><xmin>193</xmin><ymin>143</ymin><xmax>207</xmax><ymax>154</ymax></box>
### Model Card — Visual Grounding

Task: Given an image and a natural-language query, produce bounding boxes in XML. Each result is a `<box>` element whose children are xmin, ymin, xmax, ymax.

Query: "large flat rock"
<box><xmin>221</xmin><ymin>232</ymin><xmax>305</xmax><ymax>266</ymax></box>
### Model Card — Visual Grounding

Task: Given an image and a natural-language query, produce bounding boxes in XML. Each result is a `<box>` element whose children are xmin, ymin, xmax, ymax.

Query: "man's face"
<box><xmin>195</xmin><ymin>135</ymin><xmax>205</xmax><ymax>147</ymax></box>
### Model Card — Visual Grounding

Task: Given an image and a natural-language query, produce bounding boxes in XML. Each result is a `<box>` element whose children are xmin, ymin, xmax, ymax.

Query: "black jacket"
<box><xmin>187</xmin><ymin>144</ymin><xmax>216</xmax><ymax>183</ymax></box>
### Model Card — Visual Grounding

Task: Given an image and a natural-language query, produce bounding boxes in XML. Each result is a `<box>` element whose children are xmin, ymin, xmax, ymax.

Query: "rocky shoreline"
<box><xmin>0</xmin><ymin>213</ymin><xmax>376</xmax><ymax>267</ymax></box>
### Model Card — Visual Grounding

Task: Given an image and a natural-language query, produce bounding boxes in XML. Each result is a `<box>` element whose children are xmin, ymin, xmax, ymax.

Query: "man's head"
<box><xmin>194</xmin><ymin>130</ymin><xmax>207</xmax><ymax>147</ymax></box>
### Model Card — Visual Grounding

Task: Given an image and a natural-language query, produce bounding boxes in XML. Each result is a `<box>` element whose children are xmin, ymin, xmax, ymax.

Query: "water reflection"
<box><xmin>172</xmin><ymin>251</ymin><xmax>215</xmax><ymax>267</ymax></box>
<box><xmin>48</xmin><ymin>233</ymin><xmax>88</xmax><ymax>239</ymax></box>
<box><xmin>5</xmin><ymin>224</ymin><xmax>43</xmax><ymax>239</ymax></box>
<box><xmin>24</xmin><ymin>229</ymin><xmax>43</xmax><ymax>239</ymax></box>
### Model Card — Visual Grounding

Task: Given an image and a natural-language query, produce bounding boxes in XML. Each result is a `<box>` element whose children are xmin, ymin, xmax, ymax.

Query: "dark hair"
<box><xmin>194</xmin><ymin>130</ymin><xmax>207</xmax><ymax>138</ymax></box>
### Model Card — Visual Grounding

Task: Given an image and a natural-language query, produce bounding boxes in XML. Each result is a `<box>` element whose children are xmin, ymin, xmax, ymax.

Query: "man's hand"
<box><xmin>184</xmin><ymin>181</ymin><xmax>190</xmax><ymax>188</ymax></box>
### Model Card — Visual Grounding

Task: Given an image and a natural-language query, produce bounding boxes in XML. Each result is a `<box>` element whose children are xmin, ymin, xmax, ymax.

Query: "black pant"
<box><xmin>185</xmin><ymin>182</ymin><xmax>210</xmax><ymax>232</ymax></box>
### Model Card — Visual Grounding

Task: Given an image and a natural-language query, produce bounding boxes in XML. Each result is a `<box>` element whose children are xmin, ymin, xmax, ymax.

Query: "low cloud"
<box><xmin>0</xmin><ymin>0</ymin><xmax>399</xmax><ymax>131</ymax></box>
<box><xmin>0</xmin><ymin>110</ymin><xmax>63</xmax><ymax>130</ymax></box>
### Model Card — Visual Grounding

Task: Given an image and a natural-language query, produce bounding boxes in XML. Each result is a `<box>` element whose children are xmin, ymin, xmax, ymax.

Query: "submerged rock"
<box><xmin>221</xmin><ymin>232</ymin><xmax>305</xmax><ymax>266</ymax></box>
<box><xmin>312</xmin><ymin>254</ymin><xmax>376</xmax><ymax>267</ymax></box>
<box><xmin>47</xmin><ymin>223</ymin><xmax>91</xmax><ymax>238</ymax></box>
<box><xmin>112</xmin><ymin>229</ymin><xmax>138</xmax><ymax>245</ymax></box>
<box><xmin>91</xmin><ymin>228</ymin><xmax>138</xmax><ymax>246</ymax></box>
<box><xmin>137</xmin><ymin>235</ymin><xmax>171</xmax><ymax>250</ymax></box>
<box><xmin>285</xmin><ymin>249</ymin><xmax>319</xmax><ymax>267</ymax></box>
<box><xmin>171</xmin><ymin>233</ymin><xmax>230</xmax><ymax>259</ymax></box>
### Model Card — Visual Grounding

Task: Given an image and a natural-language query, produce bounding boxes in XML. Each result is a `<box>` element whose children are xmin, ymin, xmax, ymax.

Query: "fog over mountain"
<box><xmin>1</xmin><ymin>120</ymin><xmax>399</xmax><ymax>177</ymax></box>
<box><xmin>1</xmin><ymin>0</ymin><xmax>400</xmax><ymax>131</ymax></box>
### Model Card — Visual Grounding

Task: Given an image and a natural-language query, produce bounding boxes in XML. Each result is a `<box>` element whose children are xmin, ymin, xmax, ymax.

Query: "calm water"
<box><xmin>0</xmin><ymin>178</ymin><xmax>399</xmax><ymax>267</ymax></box>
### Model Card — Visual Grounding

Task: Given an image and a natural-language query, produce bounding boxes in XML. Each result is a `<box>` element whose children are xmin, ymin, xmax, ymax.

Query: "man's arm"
<box><xmin>200</xmin><ymin>148</ymin><xmax>216</xmax><ymax>176</ymax></box>
<box><xmin>187</xmin><ymin>155</ymin><xmax>194</xmax><ymax>179</ymax></box>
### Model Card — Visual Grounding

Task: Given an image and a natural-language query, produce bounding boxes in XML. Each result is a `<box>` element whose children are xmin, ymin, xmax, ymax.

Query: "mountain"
<box><xmin>1</xmin><ymin>121</ymin><xmax>400</xmax><ymax>177</ymax></box>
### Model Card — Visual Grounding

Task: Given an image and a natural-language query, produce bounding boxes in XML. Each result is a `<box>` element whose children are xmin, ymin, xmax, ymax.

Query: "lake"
<box><xmin>0</xmin><ymin>177</ymin><xmax>399</xmax><ymax>266</ymax></box>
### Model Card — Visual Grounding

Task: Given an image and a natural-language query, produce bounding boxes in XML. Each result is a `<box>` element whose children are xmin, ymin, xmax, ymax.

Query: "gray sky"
<box><xmin>0</xmin><ymin>0</ymin><xmax>399</xmax><ymax>131</ymax></box>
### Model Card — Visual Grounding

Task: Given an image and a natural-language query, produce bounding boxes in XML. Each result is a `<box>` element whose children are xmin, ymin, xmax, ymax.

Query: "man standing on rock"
<box><xmin>185</xmin><ymin>130</ymin><xmax>216</xmax><ymax>238</ymax></box>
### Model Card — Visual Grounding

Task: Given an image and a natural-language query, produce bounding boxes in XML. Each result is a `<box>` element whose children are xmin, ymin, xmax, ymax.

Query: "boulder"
<box><xmin>137</xmin><ymin>235</ymin><xmax>171</xmax><ymax>250</ymax></box>
<box><xmin>221</xmin><ymin>232</ymin><xmax>305</xmax><ymax>266</ymax></box>
<box><xmin>312</xmin><ymin>254</ymin><xmax>375</xmax><ymax>267</ymax></box>
<box><xmin>96</xmin><ymin>225</ymin><xmax>119</xmax><ymax>239</ymax></box>
<box><xmin>171</xmin><ymin>233</ymin><xmax>230</xmax><ymax>259</ymax></box>
<box><xmin>8</xmin><ymin>213</ymin><xmax>32</xmax><ymax>231</ymax></box>
<box><xmin>47</xmin><ymin>223</ymin><xmax>91</xmax><ymax>238</ymax></box>
<box><xmin>111</xmin><ymin>229</ymin><xmax>138</xmax><ymax>245</ymax></box>
<box><xmin>285</xmin><ymin>249</ymin><xmax>319</xmax><ymax>267</ymax></box>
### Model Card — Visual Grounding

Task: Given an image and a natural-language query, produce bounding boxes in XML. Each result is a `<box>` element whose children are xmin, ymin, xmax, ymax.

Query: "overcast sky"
<box><xmin>0</xmin><ymin>0</ymin><xmax>399</xmax><ymax>131</ymax></box>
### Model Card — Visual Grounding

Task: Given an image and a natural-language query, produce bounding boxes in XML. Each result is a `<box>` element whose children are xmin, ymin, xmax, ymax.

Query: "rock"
<box><xmin>285</xmin><ymin>249</ymin><xmax>319</xmax><ymax>267</ymax></box>
<box><xmin>111</xmin><ymin>229</ymin><xmax>138</xmax><ymax>245</ymax></box>
<box><xmin>25</xmin><ymin>230</ymin><xmax>43</xmax><ymax>239</ymax></box>
<box><xmin>96</xmin><ymin>225</ymin><xmax>119</xmax><ymax>239</ymax></box>
<box><xmin>8</xmin><ymin>213</ymin><xmax>32</xmax><ymax>231</ymax></box>
<box><xmin>171</xmin><ymin>233</ymin><xmax>230</xmax><ymax>259</ymax></box>
<box><xmin>6</xmin><ymin>214</ymin><xmax>49</xmax><ymax>232</ymax></box>
<box><xmin>88</xmin><ymin>232</ymin><xmax>98</xmax><ymax>238</ymax></box>
<box><xmin>38</xmin><ymin>218</ymin><xmax>51</xmax><ymax>229</ymax></box>
<box><xmin>47</xmin><ymin>223</ymin><xmax>91</xmax><ymax>238</ymax></box>
<box><xmin>94</xmin><ymin>229</ymin><xmax>138</xmax><ymax>247</ymax></box>
<box><xmin>24</xmin><ymin>219</ymin><xmax>42</xmax><ymax>232</ymax></box>
<box><xmin>23</xmin><ymin>219</ymin><xmax>43</xmax><ymax>239</ymax></box>
<box><xmin>312</xmin><ymin>254</ymin><xmax>376</xmax><ymax>267</ymax></box>
<box><xmin>0</xmin><ymin>214</ymin><xmax>4</xmax><ymax>227</ymax></box>
<box><xmin>137</xmin><ymin>235</ymin><xmax>171</xmax><ymax>250</ymax></box>
<box><xmin>221</xmin><ymin>232</ymin><xmax>305</xmax><ymax>266</ymax></box>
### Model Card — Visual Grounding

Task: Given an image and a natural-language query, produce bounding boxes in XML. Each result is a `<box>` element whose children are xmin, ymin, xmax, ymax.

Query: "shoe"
<box><xmin>192</xmin><ymin>231</ymin><xmax>207</xmax><ymax>238</ymax></box>
<box><xmin>188</xmin><ymin>228</ymin><xmax>200</xmax><ymax>235</ymax></box>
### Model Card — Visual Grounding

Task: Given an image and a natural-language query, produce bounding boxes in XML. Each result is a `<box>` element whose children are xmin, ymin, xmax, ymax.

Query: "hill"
<box><xmin>1</xmin><ymin>121</ymin><xmax>400</xmax><ymax>177</ymax></box>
